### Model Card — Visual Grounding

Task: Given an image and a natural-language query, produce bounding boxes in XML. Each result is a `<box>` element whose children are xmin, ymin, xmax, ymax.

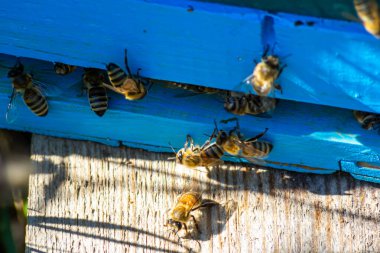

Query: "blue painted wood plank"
<box><xmin>0</xmin><ymin>54</ymin><xmax>380</xmax><ymax>179</ymax></box>
<box><xmin>0</xmin><ymin>0</ymin><xmax>379</xmax><ymax>113</ymax></box>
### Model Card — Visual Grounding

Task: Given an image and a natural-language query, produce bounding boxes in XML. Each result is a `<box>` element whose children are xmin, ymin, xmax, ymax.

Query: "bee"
<box><xmin>105</xmin><ymin>49</ymin><xmax>147</xmax><ymax>100</ymax></box>
<box><xmin>165</xmin><ymin>191</ymin><xmax>217</xmax><ymax>237</ymax></box>
<box><xmin>354</xmin><ymin>0</ymin><xmax>380</xmax><ymax>38</ymax></box>
<box><xmin>224</xmin><ymin>92</ymin><xmax>277</xmax><ymax>116</ymax></box>
<box><xmin>243</xmin><ymin>45</ymin><xmax>286</xmax><ymax>97</ymax></box>
<box><xmin>54</xmin><ymin>62</ymin><xmax>77</xmax><ymax>75</ymax></box>
<box><xmin>82</xmin><ymin>68</ymin><xmax>109</xmax><ymax>117</ymax></box>
<box><xmin>353</xmin><ymin>110</ymin><xmax>380</xmax><ymax>130</ymax></box>
<box><xmin>173</xmin><ymin>132</ymin><xmax>224</xmax><ymax>168</ymax></box>
<box><xmin>6</xmin><ymin>61</ymin><xmax>48</xmax><ymax>123</ymax></box>
<box><xmin>217</xmin><ymin>118</ymin><xmax>272</xmax><ymax>163</ymax></box>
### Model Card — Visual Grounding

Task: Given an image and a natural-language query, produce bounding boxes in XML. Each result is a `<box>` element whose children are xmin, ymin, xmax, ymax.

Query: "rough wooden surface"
<box><xmin>26</xmin><ymin>135</ymin><xmax>380</xmax><ymax>253</ymax></box>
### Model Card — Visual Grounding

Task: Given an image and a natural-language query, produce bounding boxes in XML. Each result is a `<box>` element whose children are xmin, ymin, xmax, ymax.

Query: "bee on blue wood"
<box><xmin>169</xmin><ymin>132</ymin><xmax>224</xmax><ymax>169</ymax></box>
<box><xmin>82</xmin><ymin>68</ymin><xmax>109</xmax><ymax>117</ymax></box>
<box><xmin>54</xmin><ymin>62</ymin><xmax>77</xmax><ymax>75</ymax></box>
<box><xmin>6</xmin><ymin>61</ymin><xmax>49</xmax><ymax>123</ymax></box>
<box><xmin>216</xmin><ymin>118</ymin><xmax>272</xmax><ymax>165</ymax></box>
<box><xmin>105</xmin><ymin>49</ymin><xmax>147</xmax><ymax>100</ymax></box>
<box><xmin>354</xmin><ymin>0</ymin><xmax>380</xmax><ymax>38</ymax></box>
<box><xmin>242</xmin><ymin>45</ymin><xmax>286</xmax><ymax>97</ymax></box>
<box><xmin>224</xmin><ymin>92</ymin><xmax>277</xmax><ymax>116</ymax></box>
<box><xmin>353</xmin><ymin>110</ymin><xmax>380</xmax><ymax>131</ymax></box>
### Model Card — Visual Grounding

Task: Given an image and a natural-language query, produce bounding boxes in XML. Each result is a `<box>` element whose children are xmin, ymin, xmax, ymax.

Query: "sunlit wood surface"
<box><xmin>26</xmin><ymin>135</ymin><xmax>380</xmax><ymax>253</ymax></box>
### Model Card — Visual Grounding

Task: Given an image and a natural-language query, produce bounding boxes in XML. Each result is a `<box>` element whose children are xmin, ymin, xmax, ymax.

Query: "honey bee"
<box><xmin>354</xmin><ymin>0</ymin><xmax>380</xmax><ymax>38</ymax></box>
<box><xmin>243</xmin><ymin>45</ymin><xmax>286</xmax><ymax>97</ymax></box>
<box><xmin>105</xmin><ymin>49</ymin><xmax>147</xmax><ymax>100</ymax></box>
<box><xmin>217</xmin><ymin>118</ymin><xmax>272</xmax><ymax>164</ymax></box>
<box><xmin>353</xmin><ymin>110</ymin><xmax>380</xmax><ymax>130</ymax></box>
<box><xmin>224</xmin><ymin>92</ymin><xmax>277</xmax><ymax>116</ymax></box>
<box><xmin>6</xmin><ymin>61</ymin><xmax>48</xmax><ymax>123</ymax></box>
<box><xmin>54</xmin><ymin>62</ymin><xmax>77</xmax><ymax>75</ymax></box>
<box><xmin>165</xmin><ymin>191</ymin><xmax>217</xmax><ymax>237</ymax></box>
<box><xmin>173</xmin><ymin>133</ymin><xmax>224</xmax><ymax>168</ymax></box>
<box><xmin>82</xmin><ymin>68</ymin><xmax>109</xmax><ymax>117</ymax></box>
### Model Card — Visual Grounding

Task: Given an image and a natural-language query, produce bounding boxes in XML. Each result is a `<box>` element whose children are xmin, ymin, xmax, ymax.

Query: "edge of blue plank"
<box><xmin>1</xmin><ymin>0</ymin><xmax>380</xmax><ymax>113</ymax></box>
<box><xmin>0</xmin><ymin>55</ymin><xmax>380</xmax><ymax>179</ymax></box>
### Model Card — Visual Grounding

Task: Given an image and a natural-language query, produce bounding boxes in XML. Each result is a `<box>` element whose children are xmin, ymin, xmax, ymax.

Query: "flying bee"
<box><xmin>54</xmin><ymin>62</ymin><xmax>77</xmax><ymax>75</ymax></box>
<box><xmin>82</xmin><ymin>68</ymin><xmax>109</xmax><ymax>117</ymax></box>
<box><xmin>217</xmin><ymin>118</ymin><xmax>272</xmax><ymax>164</ymax></box>
<box><xmin>243</xmin><ymin>45</ymin><xmax>286</xmax><ymax>97</ymax></box>
<box><xmin>164</xmin><ymin>191</ymin><xmax>217</xmax><ymax>237</ymax></box>
<box><xmin>353</xmin><ymin>110</ymin><xmax>380</xmax><ymax>130</ymax></box>
<box><xmin>105</xmin><ymin>49</ymin><xmax>147</xmax><ymax>100</ymax></box>
<box><xmin>6</xmin><ymin>61</ymin><xmax>48</xmax><ymax>123</ymax></box>
<box><xmin>224</xmin><ymin>92</ymin><xmax>277</xmax><ymax>116</ymax></box>
<box><xmin>171</xmin><ymin>132</ymin><xmax>224</xmax><ymax>168</ymax></box>
<box><xmin>354</xmin><ymin>0</ymin><xmax>380</xmax><ymax>38</ymax></box>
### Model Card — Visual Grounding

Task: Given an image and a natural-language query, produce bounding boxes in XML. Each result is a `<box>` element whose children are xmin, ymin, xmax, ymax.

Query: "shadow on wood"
<box><xmin>26</xmin><ymin>134</ymin><xmax>380</xmax><ymax>252</ymax></box>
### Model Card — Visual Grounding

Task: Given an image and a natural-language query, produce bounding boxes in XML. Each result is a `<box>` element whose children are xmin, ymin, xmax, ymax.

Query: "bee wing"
<box><xmin>241</xmin><ymin>156</ymin><xmax>267</xmax><ymax>166</ymax></box>
<box><xmin>102</xmin><ymin>82</ymin><xmax>123</xmax><ymax>94</ymax></box>
<box><xmin>233</xmin><ymin>73</ymin><xmax>255</xmax><ymax>94</ymax></box>
<box><xmin>6</xmin><ymin>89</ymin><xmax>22</xmax><ymax>124</ymax></box>
<box><xmin>32</xmin><ymin>79</ymin><xmax>62</xmax><ymax>97</ymax></box>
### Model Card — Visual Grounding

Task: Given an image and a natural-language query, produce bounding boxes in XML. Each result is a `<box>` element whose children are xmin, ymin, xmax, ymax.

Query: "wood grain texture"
<box><xmin>26</xmin><ymin>135</ymin><xmax>380</xmax><ymax>252</ymax></box>
<box><xmin>1</xmin><ymin>0</ymin><xmax>380</xmax><ymax>112</ymax></box>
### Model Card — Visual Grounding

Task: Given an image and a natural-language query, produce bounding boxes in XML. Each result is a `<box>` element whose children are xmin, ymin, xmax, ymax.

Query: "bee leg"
<box><xmin>191</xmin><ymin>215</ymin><xmax>201</xmax><ymax>234</ymax></box>
<box><xmin>274</xmin><ymin>84</ymin><xmax>283</xmax><ymax>94</ymax></box>
<box><xmin>185</xmin><ymin>134</ymin><xmax>194</xmax><ymax>149</ymax></box>
<box><xmin>278</xmin><ymin>64</ymin><xmax>287</xmax><ymax>77</ymax></box>
<box><xmin>183</xmin><ymin>223</ymin><xmax>189</xmax><ymax>237</ymax></box>
<box><xmin>245</xmin><ymin>128</ymin><xmax>269</xmax><ymax>142</ymax></box>
<box><xmin>124</xmin><ymin>49</ymin><xmax>133</xmax><ymax>77</ymax></box>
<box><xmin>200</xmin><ymin>127</ymin><xmax>218</xmax><ymax>150</ymax></box>
<box><xmin>262</xmin><ymin>44</ymin><xmax>270</xmax><ymax>58</ymax></box>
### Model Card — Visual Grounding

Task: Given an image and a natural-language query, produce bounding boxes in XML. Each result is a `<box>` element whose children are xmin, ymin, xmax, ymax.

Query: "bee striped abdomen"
<box><xmin>88</xmin><ymin>86</ymin><xmax>108</xmax><ymax>117</ymax></box>
<box><xmin>353</xmin><ymin>110</ymin><xmax>380</xmax><ymax>130</ymax></box>
<box><xmin>247</xmin><ymin>141</ymin><xmax>272</xmax><ymax>158</ymax></box>
<box><xmin>23</xmin><ymin>88</ymin><xmax>48</xmax><ymax>117</ymax></box>
<box><xmin>224</xmin><ymin>96</ymin><xmax>247</xmax><ymax>115</ymax></box>
<box><xmin>247</xmin><ymin>95</ymin><xmax>276</xmax><ymax>115</ymax></box>
<box><xmin>106</xmin><ymin>63</ymin><xmax>127</xmax><ymax>88</ymax></box>
<box><xmin>201</xmin><ymin>143</ymin><xmax>224</xmax><ymax>160</ymax></box>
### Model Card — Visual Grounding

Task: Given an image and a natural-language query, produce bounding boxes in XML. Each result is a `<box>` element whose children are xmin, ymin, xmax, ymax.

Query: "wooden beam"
<box><xmin>0</xmin><ymin>0</ymin><xmax>379</xmax><ymax>112</ymax></box>
<box><xmin>0</xmin><ymin>55</ymin><xmax>380</xmax><ymax>178</ymax></box>
<box><xmin>26</xmin><ymin>135</ymin><xmax>380</xmax><ymax>252</ymax></box>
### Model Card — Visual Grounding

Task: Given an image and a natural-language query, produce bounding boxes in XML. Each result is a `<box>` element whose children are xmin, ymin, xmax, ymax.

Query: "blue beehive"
<box><xmin>1</xmin><ymin>0</ymin><xmax>380</xmax><ymax>183</ymax></box>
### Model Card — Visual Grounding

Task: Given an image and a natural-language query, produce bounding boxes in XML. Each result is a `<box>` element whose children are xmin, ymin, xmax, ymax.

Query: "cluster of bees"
<box><xmin>4</xmin><ymin>49</ymin><xmax>148</xmax><ymax>122</ymax></box>
<box><xmin>161</xmin><ymin>0</ymin><xmax>380</xmax><ymax>240</ymax></box>
<box><xmin>3</xmin><ymin>0</ymin><xmax>380</xmax><ymax>243</ymax></box>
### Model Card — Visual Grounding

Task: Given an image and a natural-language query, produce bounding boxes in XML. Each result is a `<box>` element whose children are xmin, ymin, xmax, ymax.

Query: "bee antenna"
<box><xmin>213</xmin><ymin>119</ymin><xmax>219</xmax><ymax>132</ymax></box>
<box><xmin>168</xmin><ymin>142</ymin><xmax>177</xmax><ymax>155</ymax></box>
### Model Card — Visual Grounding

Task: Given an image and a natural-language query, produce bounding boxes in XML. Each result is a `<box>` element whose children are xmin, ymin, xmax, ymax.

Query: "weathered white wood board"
<box><xmin>26</xmin><ymin>135</ymin><xmax>380</xmax><ymax>253</ymax></box>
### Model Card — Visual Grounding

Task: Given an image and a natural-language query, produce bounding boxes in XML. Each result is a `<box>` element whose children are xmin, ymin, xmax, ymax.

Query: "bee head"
<box><xmin>165</xmin><ymin>219</ymin><xmax>182</xmax><ymax>232</ymax></box>
<box><xmin>8</xmin><ymin>62</ymin><xmax>24</xmax><ymax>78</ymax></box>
<box><xmin>263</xmin><ymin>56</ymin><xmax>279</xmax><ymax>69</ymax></box>
<box><xmin>176</xmin><ymin>149</ymin><xmax>184</xmax><ymax>163</ymax></box>
<box><xmin>216</xmin><ymin>130</ymin><xmax>228</xmax><ymax>145</ymax></box>
<box><xmin>106</xmin><ymin>63</ymin><xmax>119</xmax><ymax>71</ymax></box>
